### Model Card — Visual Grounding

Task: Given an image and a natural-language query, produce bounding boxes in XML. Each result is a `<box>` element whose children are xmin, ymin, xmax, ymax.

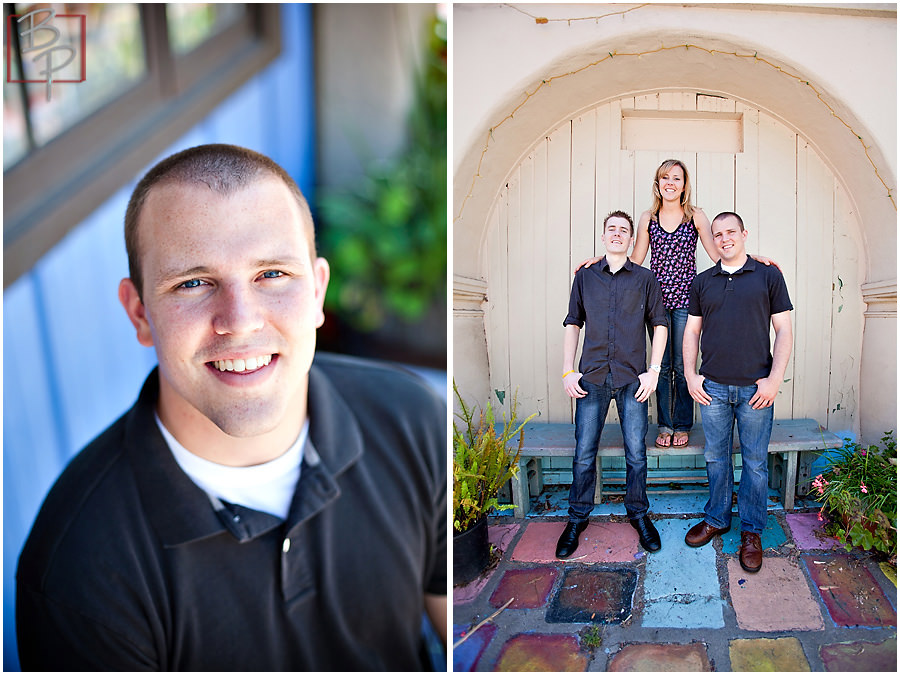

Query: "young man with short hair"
<box><xmin>16</xmin><ymin>144</ymin><xmax>447</xmax><ymax>670</ymax></box>
<box><xmin>683</xmin><ymin>211</ymin><xmax>793</xmax><ymax>573</ymax></box>
<box><xmin>558</xmin><ymin>210</ymin><xmax>669</xmax><ymax>558</ymax></box>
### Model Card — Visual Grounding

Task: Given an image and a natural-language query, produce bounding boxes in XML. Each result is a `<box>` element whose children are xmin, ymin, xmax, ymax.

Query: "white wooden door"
<box><xmin>484</xmin><ymin>91</ymin><xmax>863</xmax><ymax>438</ymax></box>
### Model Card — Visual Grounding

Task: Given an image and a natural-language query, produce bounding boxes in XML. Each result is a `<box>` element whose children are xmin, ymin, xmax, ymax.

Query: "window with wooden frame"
<box><xmin>3</xmin><ymin>3</ymin><xmax>281</xmax><ymax>286</ymax></box>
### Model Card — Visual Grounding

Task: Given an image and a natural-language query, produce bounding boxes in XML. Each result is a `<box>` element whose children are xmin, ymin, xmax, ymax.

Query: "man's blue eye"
<box><xmin>262</xmin><ymin>270</ymin><xmax>283</xmax><ymax>279</ymax></box>
<box><xmin>181</xmin><ymin>279</ymin><xmax>202</xmax><ymax>289</ymax></box>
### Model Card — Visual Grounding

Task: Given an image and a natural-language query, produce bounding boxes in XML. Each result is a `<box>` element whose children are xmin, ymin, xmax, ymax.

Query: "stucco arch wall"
<box><xmin>452</xmin><ymin>5</ymin><xmax>896</xmax><ymax>442</ymax></box>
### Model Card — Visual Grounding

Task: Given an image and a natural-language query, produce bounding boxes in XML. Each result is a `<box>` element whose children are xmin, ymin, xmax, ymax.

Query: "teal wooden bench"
<box><xmin>504</xmin><ymin>418</ymin><xmax>843</xmax><ymax>518</ymax></box>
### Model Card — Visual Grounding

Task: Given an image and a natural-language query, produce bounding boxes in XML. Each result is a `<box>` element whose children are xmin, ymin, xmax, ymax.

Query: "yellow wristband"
<box><xmin>562</xmin><ymin>370</ymin><xmax>576</xmax><ymax>379</ymax></box>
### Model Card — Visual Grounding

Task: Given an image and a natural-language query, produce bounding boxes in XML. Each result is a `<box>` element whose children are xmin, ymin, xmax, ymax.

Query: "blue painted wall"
<box><xmin>2</xmin><ymin>5</ymin><xmax>314</xmax><ymax>669</ymax></box>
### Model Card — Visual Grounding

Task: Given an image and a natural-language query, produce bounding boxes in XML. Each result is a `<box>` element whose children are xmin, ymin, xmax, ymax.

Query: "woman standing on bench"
<box><xmin>578</xmin><ymin>159</ymin><xmax>777</xmax><ymax>450</ymax></box>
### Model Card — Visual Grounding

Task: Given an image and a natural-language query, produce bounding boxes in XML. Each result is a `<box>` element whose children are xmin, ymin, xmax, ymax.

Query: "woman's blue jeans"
<box><xmin>699</xmin><ymin>379</ymin><xmax>774</xmax><ymax>534</ymax></box>
<box><xmin>568</xmin><ymin>373</ymin><xmax>649</xmax><ymax>522</ymax></box>
<box><xmin>656</xmin><ymin>307</ymin><xmax>693</xmax><ymax>434</ymax></box>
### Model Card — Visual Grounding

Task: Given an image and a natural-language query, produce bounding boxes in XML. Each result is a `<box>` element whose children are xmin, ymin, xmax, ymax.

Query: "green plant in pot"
<box><xmin>810</xmin><ymin>431</ymin><xmax>897</xmax><ymax>563</ymax></box>
<box><xmin>453</xmin><ymin>382</ymin><xmax>536</xmax><ymax>585</ymax></box>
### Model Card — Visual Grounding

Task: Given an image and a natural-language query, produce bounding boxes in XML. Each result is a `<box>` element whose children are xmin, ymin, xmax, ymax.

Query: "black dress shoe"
<box><xmin>556</xmin><ymin>520</ymin><xmax>589</xmax><ymax>558</ymax></box>
<box><xmin>630</xmin><ymin>515</ymin><xmax>661</xmax><ymax>552</ymax></box>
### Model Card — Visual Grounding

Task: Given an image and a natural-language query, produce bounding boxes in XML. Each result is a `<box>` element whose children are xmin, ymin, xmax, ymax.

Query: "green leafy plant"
<box><xmin>453</xmin><ymin>382</ymin><xmax>536</xmax><ymax>533</ymax></box>
<box><xmin>810</xmin><ymin>432</ymin><xmax>897</xmax><ymax>560</ymax></box>
<box><xmin>318</xmin><ymin>13</ymin><xmax>446</xmax><ymax>332</ymax></box>
<box><xmin>579</xmin><ymin>626</ymin><xmax>602</xmax><ymax>653</ymax></box>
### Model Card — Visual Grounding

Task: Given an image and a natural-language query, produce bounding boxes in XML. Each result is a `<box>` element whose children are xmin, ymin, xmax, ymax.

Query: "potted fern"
<box><xmin>453</xmin><ymin>382</ymin><xmax>536</xmax><ymax>584</ymax></box>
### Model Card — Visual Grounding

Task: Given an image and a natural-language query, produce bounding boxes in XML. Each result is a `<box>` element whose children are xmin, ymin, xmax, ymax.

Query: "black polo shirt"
<box><xmin>16</xmin><ymin>353</ymin><xmax>446</xmax><ymax>671</ymax></box>
<box><xmin>688</xmin><ymin>257</ymin><xmax>793</xmax><ymax>386</ymax></box>
<box><xmin>564</xmin><ymin>257</ymin><xmax>668</xmax><ymax>388</ymax></box>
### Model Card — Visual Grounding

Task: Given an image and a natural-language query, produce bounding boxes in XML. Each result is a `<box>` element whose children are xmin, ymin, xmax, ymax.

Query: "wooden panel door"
<box><xmin>484</xmin><ymin>91</ymin><xmax>863</xmax><ymax>436</ymax></box>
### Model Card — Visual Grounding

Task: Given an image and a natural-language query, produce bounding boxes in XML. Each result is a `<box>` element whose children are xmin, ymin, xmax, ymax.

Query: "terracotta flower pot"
<box><xmin>839</xmin><ymin>511</ymin><xmax>879</xmax><ymax>536</ymax></box>
<box><xmin>826</xmin><ymin>508</ymin><xmax>880</xmax><ymax>542</ymax></box>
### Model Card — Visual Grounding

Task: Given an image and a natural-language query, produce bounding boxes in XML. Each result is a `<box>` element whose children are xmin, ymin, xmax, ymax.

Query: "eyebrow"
<box><xmin>156</xmin><ymin>266</ymin><xmax>212</xmax><ymax>286</ymax></box>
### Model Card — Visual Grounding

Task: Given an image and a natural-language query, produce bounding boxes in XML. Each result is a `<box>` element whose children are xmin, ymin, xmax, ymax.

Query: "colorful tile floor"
<box><xmin>453</xmin><ymin>487</ymin><xmax>897</xmax><ymax>671</ymax></box>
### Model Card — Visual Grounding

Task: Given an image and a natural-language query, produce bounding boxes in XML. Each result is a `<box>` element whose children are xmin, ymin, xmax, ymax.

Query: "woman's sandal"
<box><xmin>655</xmin><ymin>432</ymin><xmax>672</xmax><ymax>448</ymax></box>
<box><xmin>673</xmin><ymin>431</ymin><xmax>690</xmax><ymax>447</ymax></box>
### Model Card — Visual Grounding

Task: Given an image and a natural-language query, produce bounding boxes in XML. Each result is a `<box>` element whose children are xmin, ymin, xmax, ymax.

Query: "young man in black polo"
<box><xmin>16</xmin><ymin>145</ymin><xmax>447</xmax><ymax>670</ymax></box>
<box><xmin>683</xmin><ymin>211</ymin><xmax>793</xmax><ymax>573</ymax></box>
<box><xmin>558</xmin><ymin>210</ymin><xmax>669</xmax><ymax>558</ymax></box>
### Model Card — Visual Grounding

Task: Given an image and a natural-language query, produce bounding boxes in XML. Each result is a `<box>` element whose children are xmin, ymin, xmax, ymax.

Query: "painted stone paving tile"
<box><xmin>546</xmin><ymin>567</ymin><xmax>638</xmax><ymax>624</ymax></box>
<box><xmin>804</xmin><ymin>555</ymin><xmax>896</xmax><ymax>627</ymax></box>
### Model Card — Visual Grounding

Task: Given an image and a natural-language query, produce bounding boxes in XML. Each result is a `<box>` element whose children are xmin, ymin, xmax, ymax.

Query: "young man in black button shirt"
<box><xmin>683</xmin><ymin>212</ymin><xmax>793</xmax><ymax>573</ymax></box>
<box><xmin>16</xmin><ymin>145</ymin><xmax>447</xmax><ymax>670</ymax></box>
<box><xmin>558</xmin><ymin>211</ymin><xmax>669</xmax><ymax>557</ymax></box>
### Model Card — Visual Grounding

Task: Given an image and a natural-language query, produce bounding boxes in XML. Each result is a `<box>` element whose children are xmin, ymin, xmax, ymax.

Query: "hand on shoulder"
<box><xmin>574</xmin><ymin>256</ymin><xmax>602</xmax><ymax>273</ymax></box>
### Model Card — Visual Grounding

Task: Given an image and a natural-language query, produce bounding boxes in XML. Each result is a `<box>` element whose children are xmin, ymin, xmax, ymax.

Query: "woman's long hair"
<box><xmin>650</xmin><ymin>158</ymin><xmax>695</xmax><ymax>220</ymax></box>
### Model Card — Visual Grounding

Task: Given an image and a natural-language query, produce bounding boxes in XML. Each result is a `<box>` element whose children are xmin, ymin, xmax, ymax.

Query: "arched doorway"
<box><xmin>482</xmin><ymin>92</ymin><xmax>864</xmax><ymax>437</ymax></box>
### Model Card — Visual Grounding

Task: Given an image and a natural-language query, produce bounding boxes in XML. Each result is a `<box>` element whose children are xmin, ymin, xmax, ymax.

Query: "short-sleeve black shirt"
<box><xmin>16</xmin><ymin>353</ymin><xmax>446</xmax><ymax>671</ymax></box>
<box><xmin>564</xmin><ymin>257</ymin><xmax>668</xmax><ymax>388</ymax></box>
<box><xmin>688</xmin><ymin>258</ymin><xmax>793</xmax><ymax>386</ymax></box>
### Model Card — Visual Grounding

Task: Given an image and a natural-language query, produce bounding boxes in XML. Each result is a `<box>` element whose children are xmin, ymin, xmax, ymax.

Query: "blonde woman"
<box><xmin>579</xmin><ymin>159</ymin><xmax>777</xmax><ymax>449</ymax></box>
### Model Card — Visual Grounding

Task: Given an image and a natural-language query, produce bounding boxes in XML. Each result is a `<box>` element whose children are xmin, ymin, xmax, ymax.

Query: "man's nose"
<box><xmin>212</xmin><ymin>285</ymin><xmax>265</xmax><ymax>335</ymax></box>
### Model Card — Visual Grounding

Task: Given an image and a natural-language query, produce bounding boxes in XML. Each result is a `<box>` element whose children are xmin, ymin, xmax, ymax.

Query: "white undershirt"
<box><xmin>155</xmin><ymin>414</ymin><xmax>307</xmax><ymax>520</ymax></box>
<box><xmin>721</xmin><ymin>263</ymin><xmax>743</xmax><ymax>274</ymax></box>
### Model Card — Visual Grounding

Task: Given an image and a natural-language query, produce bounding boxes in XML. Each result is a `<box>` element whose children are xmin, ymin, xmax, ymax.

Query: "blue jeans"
<box><xmin>699</xmin><ymin>379</ymin><xmax>774</xmax><ymax>534</ymax></box>
<box><xmin>656</xmin><ymin>307</ymin><xmax>693</xmax><ymax>434</ymax></box>
<box><xmin>568</xmin><ymin>373</ymin><xmax>649</xmax><ymax>522</ymax></box>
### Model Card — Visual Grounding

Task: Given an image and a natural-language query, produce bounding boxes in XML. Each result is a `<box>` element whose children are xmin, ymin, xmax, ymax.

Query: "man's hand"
<box><xmin>634</xmin><ymin>370</ymin><xmax>659</xmax><ymax>403</ymax></box>
<box><xmin>564</xmin><ymin>372</ymin><xmax>587</xmax><ymax>398</ymax></box>
<box><xmin>686</xmin><ymin>372</ymin><xmax>711</xmax><ymax>405</ymax></box>
<box><xmin>750</xmin><ymin>376</ymin><xmax>779</xmax><ymax>409</ymax></box>
<box><xmin>750</xmin><ymin>254</ymin><xmax>782</xmax><ymax>272</ymax></box>
<box><xmin>574</xmin><ymin>256</ymin><xmax>602</xmax><ymax>273</ymax></box>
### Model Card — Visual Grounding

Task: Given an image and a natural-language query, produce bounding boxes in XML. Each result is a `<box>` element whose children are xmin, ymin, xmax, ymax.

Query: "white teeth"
<box><xmin>213</xmin><ymin>354</ymin><xmax>272</xmax><ymax>373</ymax></box>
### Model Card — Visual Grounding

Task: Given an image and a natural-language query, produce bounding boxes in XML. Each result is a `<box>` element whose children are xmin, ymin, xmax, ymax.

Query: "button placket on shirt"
<box><xmin>280</xmin><ymin>465</ymin><xmax>340</xmax><ymax>606</ymax></box>
<box><xmin>608</xmin><ymin>270</ymin><xmax>617</xmax><ymax>366</ymax></box>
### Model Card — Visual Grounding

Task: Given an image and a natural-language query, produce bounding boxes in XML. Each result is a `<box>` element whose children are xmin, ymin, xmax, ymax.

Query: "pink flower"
<box><xmin>860</xmin><ymin>482</ymin><xmax>868</xmax><ymax>494</ymax></box>
<box><xmin>812</xmin><ymin>475</ymin><xmax>829</xmax><ymax>495</ymax></box>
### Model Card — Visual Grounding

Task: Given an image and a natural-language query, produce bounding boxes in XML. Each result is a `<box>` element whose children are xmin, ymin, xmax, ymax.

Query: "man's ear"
<box><xmin>313</xmin><ymin>257</ymin><xmax>330</xmax><ymax>329</ymax></box>
<box><xmin>118</xmin><ymin>278</ymin><xmax>154</xmax><ymax>347</ymax></box>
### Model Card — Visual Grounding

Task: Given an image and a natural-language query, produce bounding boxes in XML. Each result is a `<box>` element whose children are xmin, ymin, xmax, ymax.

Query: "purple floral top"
<box><xmin>648</xmin><ymin>213</ymin><xmax>699</xmax><ymax>310</ymax></box>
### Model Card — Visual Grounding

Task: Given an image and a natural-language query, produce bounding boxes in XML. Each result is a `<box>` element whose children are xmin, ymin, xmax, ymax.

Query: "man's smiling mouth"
<box><xmin>211</xmin><ymin>354</ymin><xmax>274</xmax><ymax>373</ymax></box>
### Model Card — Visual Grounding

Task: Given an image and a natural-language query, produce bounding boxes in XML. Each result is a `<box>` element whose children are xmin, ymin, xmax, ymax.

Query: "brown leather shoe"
<box><xmin>739</xmin><ymin>531</ymin><xmax>763</xmax><ymax>572</ymax></box>
<box><xmin>685</xmin><ymin>520</ymin><xmax>730</xmax><ymax>547</ymax></box>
